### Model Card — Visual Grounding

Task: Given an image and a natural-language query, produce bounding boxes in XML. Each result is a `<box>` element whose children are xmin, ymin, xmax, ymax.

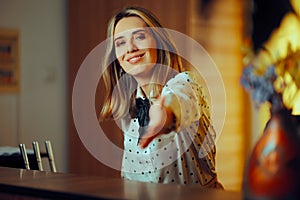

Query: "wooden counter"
<box><xmin>0</xmin><ymin>167</ymin><xmax>242</xmax><ymax>199</ymax></box>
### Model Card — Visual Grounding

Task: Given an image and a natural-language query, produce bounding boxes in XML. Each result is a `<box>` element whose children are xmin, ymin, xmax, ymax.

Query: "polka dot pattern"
<box><xmin>121</xmin><ymin>71</ymin><xmax>222</xmax><ymax>189</ymax></box>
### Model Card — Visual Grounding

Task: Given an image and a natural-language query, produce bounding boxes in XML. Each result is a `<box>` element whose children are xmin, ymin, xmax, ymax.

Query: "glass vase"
<box><xmin>243</xmin><ymin>107</ymin><xmax>300</xmax><ymax>200</ymax></box>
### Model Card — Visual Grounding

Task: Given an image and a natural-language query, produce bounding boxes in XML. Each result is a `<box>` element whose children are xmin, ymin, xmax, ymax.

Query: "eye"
<box><xmin>115</xmin><ymin>40</ymin><xmax>126</xmax><ymax>48</ymax></box>
<box><xmin>134</xmin><ymin>33</ymin><xmax>146</xmax><ymax>41</ymax></box>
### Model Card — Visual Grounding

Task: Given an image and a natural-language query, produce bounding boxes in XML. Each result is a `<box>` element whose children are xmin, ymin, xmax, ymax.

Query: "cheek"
<box><xmin>147</xmin><ymin>38</ymin><xmax>157</xmax><ymax>62</ymax></box>
<box><xmin>114</xmin><ymin>45</ymin><xmax>127</xmax><ymax>59</ymax></box>
<box><xmin>115</xmin><ymin>46</ymin><xmax>126</xmax><ymax>60</ymax></box>
<box><xmin>149</xmin><ymin>49</ymin><xmax>158</xmax><ymax>63</ymax></box>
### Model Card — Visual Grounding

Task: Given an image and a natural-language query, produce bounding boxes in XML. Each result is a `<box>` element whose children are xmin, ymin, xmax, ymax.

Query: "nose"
<box><xmin>127</xmin><ymin>40</ymin><xmax>138</xmax><ymax>53</ymax></box>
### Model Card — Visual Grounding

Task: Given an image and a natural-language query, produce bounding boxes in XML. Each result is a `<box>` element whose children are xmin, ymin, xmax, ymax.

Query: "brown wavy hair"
<box><xmin>99</xmin><ymin>6</ymin><xmax>183</xmax><ymax>121</ymax></box>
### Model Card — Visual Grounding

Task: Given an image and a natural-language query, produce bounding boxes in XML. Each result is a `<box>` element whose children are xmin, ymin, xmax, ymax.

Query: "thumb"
<box><xmin>138</xmin><ymin>126</ymin><xmax>158</xmax><ymax>149</ymax></box>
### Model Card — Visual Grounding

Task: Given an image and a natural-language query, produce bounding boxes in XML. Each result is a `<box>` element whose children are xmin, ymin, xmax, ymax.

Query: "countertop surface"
<box><xmin>0</xmin><ymin>166</ymin><xmax>242</xmax><ymax>199</ymax></box>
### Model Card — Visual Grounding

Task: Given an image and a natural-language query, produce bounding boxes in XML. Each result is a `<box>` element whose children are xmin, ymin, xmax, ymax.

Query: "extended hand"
<box><xmin>139</xmin><ymin>96</ymin><xmax>174</xmax><ymax>148</ymax></box>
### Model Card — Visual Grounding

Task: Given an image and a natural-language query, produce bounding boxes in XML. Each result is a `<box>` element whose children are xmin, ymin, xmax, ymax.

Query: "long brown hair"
<box><xmin>99</xmin><ymin>6</ymin><xmax>183</xmax><ymax>121</ymax></box>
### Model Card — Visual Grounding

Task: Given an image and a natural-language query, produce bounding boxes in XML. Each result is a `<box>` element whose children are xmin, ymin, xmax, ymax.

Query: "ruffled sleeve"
<box><xmin>161</xmin><ymin>71</ymin><xmax>211</xmax><ymax>131</ymax></box>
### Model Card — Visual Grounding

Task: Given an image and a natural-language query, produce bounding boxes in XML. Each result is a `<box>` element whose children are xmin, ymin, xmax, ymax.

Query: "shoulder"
<box><xmin>165</xmin><ymin>71</ymin><xmax>203</xmax><ymax>86</ymax></box>
<box><xmin>163</xmin><ymin>71</ymin><xmax>209</xmax><ymax>105</ymax></box>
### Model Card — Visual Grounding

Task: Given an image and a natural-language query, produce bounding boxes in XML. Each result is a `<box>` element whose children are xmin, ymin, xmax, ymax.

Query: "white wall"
<box><xmin>0</xmin><ymin>0</ymin><xmax>67</xmax><ymax>172</ymax></box>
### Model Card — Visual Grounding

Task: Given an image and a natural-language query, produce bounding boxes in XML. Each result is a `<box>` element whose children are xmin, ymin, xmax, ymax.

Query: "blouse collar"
<box><xmin>136</xmin><ymin>86</ymin><xmax>156</xmax><ymax>102</ymax></box>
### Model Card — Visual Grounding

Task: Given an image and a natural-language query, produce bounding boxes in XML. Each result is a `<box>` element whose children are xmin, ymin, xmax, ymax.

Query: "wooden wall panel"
<box><xmin>190</xmin><ymin>0</ymin><xmax>250</xmax><ymax>191</ymax></box>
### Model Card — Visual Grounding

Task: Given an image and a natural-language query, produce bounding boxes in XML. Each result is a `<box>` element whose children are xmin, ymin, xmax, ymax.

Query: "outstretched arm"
<box><xmin>139</xmin><ymin>72</ymin><xmax>206</xmax><ymax>148</ymax></box>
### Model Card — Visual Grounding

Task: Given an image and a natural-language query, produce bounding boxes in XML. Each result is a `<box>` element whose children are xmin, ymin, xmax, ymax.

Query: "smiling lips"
<box><xmin>126</xmin><ymin>53</ymin><xmax>145</xmax><ymax>64</ymax></box>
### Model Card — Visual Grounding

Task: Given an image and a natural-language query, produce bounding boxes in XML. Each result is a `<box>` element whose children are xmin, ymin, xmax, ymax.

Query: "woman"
<box><xmin>99</xmin><ymin>6</ymin><xmax>223</xmax><ymax>188</ymax></box>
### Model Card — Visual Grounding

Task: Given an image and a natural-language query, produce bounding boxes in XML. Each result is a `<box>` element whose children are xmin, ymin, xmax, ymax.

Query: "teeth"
<box><xmin>129</xmin><ymin>56</ymin><xmax>140</xmax><ymax>62</ymax></box>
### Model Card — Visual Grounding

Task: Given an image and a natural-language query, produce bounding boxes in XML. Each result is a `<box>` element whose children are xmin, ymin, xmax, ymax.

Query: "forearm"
<box><xmin>162</xmin><ymin>74</ymin><xmax>203</xmax><ymax>130</ymax></box>
<box><xmin>163</xmin><ymin>94</ymin><xmax>181</xmax><ymax>132</ymax></box>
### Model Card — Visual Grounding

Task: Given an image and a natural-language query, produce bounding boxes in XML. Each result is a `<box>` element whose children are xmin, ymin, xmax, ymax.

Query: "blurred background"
<box><xmin>0</xmin><ymin>0</ymin><xmax>262</xmax><ymax>191</ymax></box>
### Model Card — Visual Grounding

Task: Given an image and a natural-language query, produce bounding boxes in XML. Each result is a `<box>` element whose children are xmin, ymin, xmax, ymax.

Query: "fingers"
<box><xmin>138</xmin><ymin>127</ymin><xmax>159</xmax><ymax>148</ymax></box>
<box><xmin>139</xmin><ymin>97</ymin><xmax>166</xmax><ymax>148</ymax></box>
<box><xmin>138</xmin><ymin>96</ymin><xmax>172</xmax><ymax>149</ymax></box>
<box><xmin>139</xmin><ymin>117</ymin><xmax>169</xmax><ymax>149</ymax></box>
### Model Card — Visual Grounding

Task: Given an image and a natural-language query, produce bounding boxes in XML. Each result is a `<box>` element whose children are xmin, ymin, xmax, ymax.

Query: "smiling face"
<box><xmin>114</xmin><ymin>17</ymin><xmax>157</xmax><ymax>82</ymax></box>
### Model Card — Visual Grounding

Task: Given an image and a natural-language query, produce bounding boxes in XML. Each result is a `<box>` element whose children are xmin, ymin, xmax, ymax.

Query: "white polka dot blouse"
<box><xmin>121</xmin><ymin>71</ymin><xmax>223</xmax><ymax>189</ymax></box>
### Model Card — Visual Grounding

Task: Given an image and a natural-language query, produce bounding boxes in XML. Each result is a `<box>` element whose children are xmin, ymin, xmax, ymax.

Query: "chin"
<box><xmin>126</xmin><ymin>64</ymin><xmax>155</xmax><ymax>77</ymax></box>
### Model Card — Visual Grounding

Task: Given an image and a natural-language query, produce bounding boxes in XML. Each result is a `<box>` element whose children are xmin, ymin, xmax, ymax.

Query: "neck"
<box><xmin>134</xmin><ymin>76</ymin><xmax>152</xmax><ymax>98</ymax></box>
<box><xmin>139</xmin><ymin>84</ymin><xmax>150</xmax><ymax>99</ymax></box>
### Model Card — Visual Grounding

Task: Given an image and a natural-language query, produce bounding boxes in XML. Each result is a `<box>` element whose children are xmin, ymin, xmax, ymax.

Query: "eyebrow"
<box><xmin>114</xmin><ymin>29</ymin><xmax>146</xmax><ymax>42</ymax></box>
